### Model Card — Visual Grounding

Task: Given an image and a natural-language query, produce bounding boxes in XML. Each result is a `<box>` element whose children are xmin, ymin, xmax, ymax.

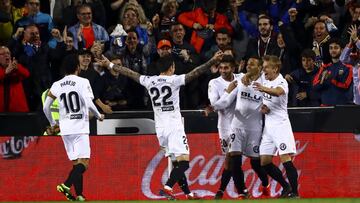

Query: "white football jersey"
<box><xmin>50</xmin><ymin>75</ymin><xmax>94</xmax><ymax>135</ymax></box>
<box><xmin>230</xmin><ymin>73</ymin><xmax>263</xmax><ymax>130</ymax></box>
<box><xmin>140</xmin><ymin>74</ymin><xmax>185</xmax><ymax>128</ymax></box>
<box><xmin>262</xmin><ymin>74</ymin><xmax>290</xmax><ymax>125</ymax></box>
<box><xmin>208</xmin><ymin>74</ymin><xmax>238</xmax><ymax>130</ymax></box>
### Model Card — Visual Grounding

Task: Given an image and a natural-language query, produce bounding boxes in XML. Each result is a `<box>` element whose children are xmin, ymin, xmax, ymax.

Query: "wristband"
<box><xmin>109</xmin><ymin>62</ymin><xmax>115</xmax><ymax>69</ymax></box>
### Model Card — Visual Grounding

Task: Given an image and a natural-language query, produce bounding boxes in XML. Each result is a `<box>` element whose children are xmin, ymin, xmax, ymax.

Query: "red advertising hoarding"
<box><xmin>0</xmin><ymin>133</ymin><xmax>360</xmax><ymax>201</ymax></box>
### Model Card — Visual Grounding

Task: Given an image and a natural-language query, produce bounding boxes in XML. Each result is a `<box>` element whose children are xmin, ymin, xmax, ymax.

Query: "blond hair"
<box><xmin>262</xmin><ymin>55</ymin><xmax>281</xmax><ymax>73</ymax></box>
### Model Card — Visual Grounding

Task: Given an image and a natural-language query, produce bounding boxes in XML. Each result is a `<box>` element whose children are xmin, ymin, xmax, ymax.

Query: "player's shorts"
<box><xmin>156</xmin><ymin>127</ymin><xmax>190</xmax><ymax>157</ymax></box>
<box><xmin>218</xmin><ymin>128</ymin><xmax>232</xmax><ymax>154</ymax></box>
<box><xmin>61</xmin><ymin>134</ymin><xmax>90</xmax><ymax>161</ymax></box>
<box><xmin>260</xmin><ymin>121</ymin><xmax>296</xmax><ymax>156</ymax></box>
<box><xmin>229</xmin><ymin>128</ymin><xmax>262</xmax><ymax>157</ymax></box>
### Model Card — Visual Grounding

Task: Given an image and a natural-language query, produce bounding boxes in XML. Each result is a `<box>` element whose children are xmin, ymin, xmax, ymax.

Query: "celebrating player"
<box><xmin>97</xmin><ymin>51</ymin><xmax>224</xmax><ymax>200</ymax></box>
<box><xmin>254</xmin><ymin>55</ymin><xmax>299</xmax><ymax>198</ymax></box>
<box><xmin>43</xmin><ymin>54</ymin><xmax>104</xmax><ymax>201</ymax></box>
<box><xmin>207</xmin><ymin>55</ymin><xmax>238</xmax><ymax>199</ymax></box>
<box><xmin>210</xmin><ymin>56</ymin><xmax>270</xmax><ymax>198</ymax></box>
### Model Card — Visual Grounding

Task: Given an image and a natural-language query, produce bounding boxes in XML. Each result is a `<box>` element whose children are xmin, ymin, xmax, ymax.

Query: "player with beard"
<box><xmin>97</xmin><ymin>51</ymin><xmax>225</xmax><ymax>200</ymax></box>
<box><xmin>210</xmin><ymin>56</ymin><xmax>270</xmax><ymax>199</ymax></box>
<box><xmin>207</xmin><ymin>55</ymin><xmax>238</xmax><ymax>199</ymax></box>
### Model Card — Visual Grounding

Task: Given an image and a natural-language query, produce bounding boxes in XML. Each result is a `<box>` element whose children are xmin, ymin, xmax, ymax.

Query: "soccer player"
<box><xmin>97</xmin><ymin>51</ymin><xmax>224</xmax><ymax>200</ymax></box>
<box><xmin>43</xmin><ymin>54</ymin><xmax>104</xmax><ymax>201</ymax></box>
<box><xmin>254</xmin><ymin>55</ymin><xmax>299</xmax><ymax>198</ymax></box>
<box><xmin>211</xmin><ymin>56</ymin><xmax>269</xmax><ymax>198</ymax></box>
<box><xmin>207</xmin><ymin>55</ymin><xmax>237</xmax><ymax>199</ymax></box>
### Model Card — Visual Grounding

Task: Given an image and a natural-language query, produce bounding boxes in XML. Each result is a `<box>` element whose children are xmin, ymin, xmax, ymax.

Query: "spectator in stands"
<box><xmin>178</xmin><ymin>0</ymin><xmax>233</xmax><ymax>53</ymax></box>
<box><xmin>68</xmin><ymin>4</ymin><xmax>109</xmax><ymax>49</ymax></box>
<box><xmin>340</xmin><ymin>3</ymin><xmax>360</xmax><ymax>45</ymax></box>
<box><xmin>151</xmin><ymin>0</ymin><xmax>179</xmax><ymax>40</ymax></box>
<box><xmin>94</xmin><ymin>57</ymin><xmax>128</xmax><ymax>111</ymax></box>
<box><xmin>108</xmin><ymin>28</ymin><xmax>150</xmax><ymax>109</ymax></box>
<box><xmin>9</xmin><ymin>24</ymin><xmax>52</xmax><ymax>111</ymax></box>
<box><xmin>15</xmin><ymin>0</ymin><xmax>55</xmax><ymax>43</ymax></box>
<box><xmin>277</xmin><ymin>21</ymin><xmax>302</xmax><ymax>76</ymax></box>
<box><xmin>285</xmin><ymin>49</ymin><xmax>321</xmax><ymax>107</ymax></box>
<box><xmin>0</xmin><ymin>46</ymin><xmax>29</xmax><ymax>112</ymax></box>
<box><xmin>340</xmin><ymin>24</ymin><xmax>360</xmax><ymax>105</ymax></box>
<box><xmin>58</xmin><ymin>0</ymin><xmax>106</xmax><ymax>28</ymax></box>
<box><xmin>118</xmin><ymin>1</ymin><xmax>151</xmax><ymax>46</ymax></box>
<box><xmin>0</xmin><ymin>0</ymin><xmax>25</xmax><ymax>45</ymax></box>
<box><xmin>310</xmin><ymin>20</ymin><xmax>332</xmax><ymax>67</ymax></box>
<box><xmin>244</xmin><ymin>15</ymin><xmax>280</xmax><ymax>60</ymax></box>
<box><xmin>50</xmin><ymin>27</ymin><xmax>77</xmax><ymax>80</ymax></box>
<box><xmin>313</xmin><ymin>38</ymin><xmax>353</xmax><ymax>106</ymax></box>
<box><xmin>204</xmin><ymin>28</ymin><xmax>233</xmax><ymax>61</ymax></box>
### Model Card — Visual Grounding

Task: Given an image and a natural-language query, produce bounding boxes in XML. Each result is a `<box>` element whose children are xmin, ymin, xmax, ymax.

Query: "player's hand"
<box><xmin>95</xmin><ymin>55</ymin><xmax>111</xmax><ymax>68</ymax></box>
<box><xmin>260</xmin><ymin>104</ymin><xmax>270</xmax><ymax>114</ymax></box>
<box><xmin>253</xmin><ymin>82</ymin><xmax>266</xmax><ymax>92</ymax></box>
<box><xmin>211</xmin><ymin>51</ymin><xmax>224</xmax><ymax>63</ymax></box>
<box><xmin>101</xmin><ymin>104</ymin><xmax>113</xmax><ymax>114</ymax></box>
<box><xmin>241</xmin><ymin>74</ymin><xmax>251</xmax><ymax>86</ymax></box>
<box><xmin>98</xmin><ymin>114</ymin><xmax>105</xmax><ymax>121</ymax></box>
<box><xmin>203</xmin><ymin>105</ymin><xmax>214</xmax><ymax>117</ymax></box>
<box><xmin>46</xmin><ymin>124</ymin><xmax>60</xmax><ymax>135</ymax></box>
<box><xmin>226</xmin><ymin>80</ymin><xmax>238</xmax><ymax>93</ymax></box>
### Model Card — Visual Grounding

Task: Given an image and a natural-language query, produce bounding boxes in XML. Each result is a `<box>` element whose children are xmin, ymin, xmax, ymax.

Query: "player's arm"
<box><xmin>43</xmin><ymin>90</ymin><xmax>57</xmax><ymax>127</ymax></box>
<box><xmin>85</xmin><ymin>96</ymin><xmax>104</xmax><ymax>121</ymax></box>
<box><xmin>96</xmin><ymin>55</ymin><xmax>141</xmax><ymax>83</ymax></box>
<box><xmin>253</xmin><ymin>82</ymin><xmax>285</xmax><ymax>96</ymax></box>
<box><xmin>214</xmin><ymin>86</ymin><xmax>238</xmax><ymax>110</ymax></box>
<box><xmin>185</xmin><ymin>51</ymin><xmax>224</xmax><ymax>84</ymax></box>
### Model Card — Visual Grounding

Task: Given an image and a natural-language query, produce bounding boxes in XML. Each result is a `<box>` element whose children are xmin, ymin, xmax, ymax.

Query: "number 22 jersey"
<box><xmin>49</xmin><ymin>75</ymin><xmax>94</xmax><ymax>135</ymax></box>
<box><xmin>140</xmin><ymin>74</ymin><xmax>185</xmax><ymax>128</ymax></box>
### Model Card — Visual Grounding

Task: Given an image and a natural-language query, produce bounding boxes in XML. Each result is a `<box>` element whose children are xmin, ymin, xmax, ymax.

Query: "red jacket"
<box><xmin>178</xmin><ymin>8</ymin><xmax>233</xmax><ymax>53</ymax></box>
<box><xmin>0</xmin><ymin>63</ymin><xmax>30</xmax><ymax>112</ymax></box>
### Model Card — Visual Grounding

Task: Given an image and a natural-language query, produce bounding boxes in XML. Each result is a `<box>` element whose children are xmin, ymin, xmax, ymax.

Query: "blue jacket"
<box><xmin>68</xmin><ymin>22</ymin><xmax>109</xmax><ymax>49</ymax></box>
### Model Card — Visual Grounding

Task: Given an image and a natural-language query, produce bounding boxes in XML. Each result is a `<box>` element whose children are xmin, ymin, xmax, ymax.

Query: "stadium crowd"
<box><xmin>1</xmin><ymin>0</ymin><xmax>360</xmax><ymax>113</ymax></box>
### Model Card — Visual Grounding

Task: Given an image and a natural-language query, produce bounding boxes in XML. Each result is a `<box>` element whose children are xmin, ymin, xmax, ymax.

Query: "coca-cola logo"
<box><xmin>0</xmin><ymin>136</ymin><xmax>38</xmax><ymax>159</ymax></box>
<box><xmin>142</xmin><ymin>140</ymin><xmax>307</xmax><ymax>199</ymax></box>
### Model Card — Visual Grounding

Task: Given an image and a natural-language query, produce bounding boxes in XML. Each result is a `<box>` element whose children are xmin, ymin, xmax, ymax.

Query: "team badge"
<box><xmin>279</xmin><ymin>143</ymin><xmax>287</xmax><ymax>150</ymax></box>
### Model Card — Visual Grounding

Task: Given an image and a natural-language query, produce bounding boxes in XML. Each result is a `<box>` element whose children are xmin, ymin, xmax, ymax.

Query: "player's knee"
<box><xmin>77</xmin><ymin>158</ymin><xmax>89</xmax><ymax>169</ymax></box>
<box><xmin>279</xmin><ymin>154</ymin><xmax>292</xmax><ymax>163</ymax></box>
<box><xmin>178</xmin><ymin>160</ymin><xmax>190</xmax><ymax>172</ymax></box>
<box><xmin>260</xmin><ymin>155</ymin><xmax>272</xmax><ymax>166</ymax></box>
<box><xmin>229</xmin><ymin>151</ymin><xmax>242</xmax><ymax>157</ymax></box>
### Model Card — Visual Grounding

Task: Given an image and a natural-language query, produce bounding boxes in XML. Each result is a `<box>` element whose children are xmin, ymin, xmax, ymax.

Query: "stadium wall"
<box><xmin>0</xmin><ymin>133</ymin><xmax>360</xmax><ymax>201</ymax></box>
<box><xmin>0</xmin><ymin>106</ymin><xmax>359</xmax><ymax>201</ymax></box>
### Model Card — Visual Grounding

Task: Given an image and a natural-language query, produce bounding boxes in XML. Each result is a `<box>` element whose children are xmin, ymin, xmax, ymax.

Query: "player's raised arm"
<box><xmin>185</xmin><ymin>51</ymin><xmax>224</xmax><ymax>84</ymax></box>
<box><xmin>96</xmin><ymin>55</ymin><xmax>141</xmax><ymax>83</ymax></box>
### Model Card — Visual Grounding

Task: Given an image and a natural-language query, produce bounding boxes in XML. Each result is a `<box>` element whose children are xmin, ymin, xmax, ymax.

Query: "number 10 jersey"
<box><xmin>140</xmin><ymin>74</ymin><xmax>185</xmax><ymax>128</ymax></box>
<box><xmin>49</xmin><ymin>75</ymin><xmax>94</xmax><ymax>135</ymax></box>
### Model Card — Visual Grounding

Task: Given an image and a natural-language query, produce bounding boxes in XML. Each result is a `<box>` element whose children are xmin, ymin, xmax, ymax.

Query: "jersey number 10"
<box><xmin>60</xmin><ymin>91</ymin><xmax>81</xmax><ymax>113</ymax></box>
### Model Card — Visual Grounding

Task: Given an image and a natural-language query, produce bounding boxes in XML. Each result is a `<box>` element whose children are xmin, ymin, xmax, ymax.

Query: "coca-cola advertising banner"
<box><xmin>0</xmin><ymin>133</ymin><xmax>360</xmax><ymax>201</ymax></box>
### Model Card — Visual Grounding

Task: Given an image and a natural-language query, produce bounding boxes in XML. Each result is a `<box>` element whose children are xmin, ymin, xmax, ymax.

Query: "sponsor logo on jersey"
<box><xmin>161</xmin><ymin>106</ymin><xmax>174</xmax><ymax>112</ymax></box>
<box><xmin>70</xmin><ymin>114</ymin><xmax>83</xmax><ymax>119</ymax></box>
<box><xmin>240</xmin><ymin>91</ymin><xmax>261</xmax><ymax>102</ymax></box>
